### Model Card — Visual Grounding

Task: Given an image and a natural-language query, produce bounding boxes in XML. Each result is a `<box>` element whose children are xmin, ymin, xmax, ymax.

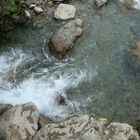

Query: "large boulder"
<box><xmin>33</xmin><ymin>115</ymin><xmax>139</xmax><ymax>140</ymax></box>
<box><xmin>0</xmin><ymin>102</ymin><xmax>39</xmax><ymax>140</ymax></box>
<box><xmin>49</xmin><ymin>19</ymin><xmax>83</xmax><ymax>59</ymax></box>
<box><xmin>54</xmin><ymin>4</ymin><xmax>76</xmax><ymax>20</ymax></box>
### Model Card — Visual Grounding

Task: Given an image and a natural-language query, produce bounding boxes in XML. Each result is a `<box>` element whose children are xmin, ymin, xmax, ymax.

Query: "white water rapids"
<box><xmin>0</xmin><ymin>48</ymin><xmax>97</xmax><ymax>121</ymax></box>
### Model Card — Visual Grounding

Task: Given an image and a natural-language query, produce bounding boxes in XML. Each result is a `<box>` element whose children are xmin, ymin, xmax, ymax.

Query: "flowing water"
<box><xmin>0</xmin><ymin>0</ymin><xmax>140</xmax><ymax>128</ymax></box>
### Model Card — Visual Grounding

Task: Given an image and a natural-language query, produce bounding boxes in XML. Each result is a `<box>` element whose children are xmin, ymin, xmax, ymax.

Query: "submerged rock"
<box><xmin>94</xmin><ymin>0</ymin><xmax>108</xmax><ymax>7</ymax></box>
<box><xmin>126</xmin><ymin>41</ymin><xmax>140</xmax><ymax>75</ymax></box>
<box><xmin>0</xmin><ymin>102</ymin><xmax>39</xmax><ymax>140</ymax></box>
<box><xmin>49</xmin><ymin>19</ymin><xmax>83</xmax><ymax>59</ymax></box>
<box><xmin>33</xmin><ymin>115</ymin><xmax>139</xmax><ymax>140</ymax></box>
<box><xmin>54</xmin><ymin>4</ymin><xmax>76</xmax><ymax>20</ymax></box>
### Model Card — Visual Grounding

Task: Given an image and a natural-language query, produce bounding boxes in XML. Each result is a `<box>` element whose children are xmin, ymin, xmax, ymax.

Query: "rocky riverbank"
<box><xmin>0</xmin><ymin>102</ymin><xmax>139</xmax><ymax>140</ymax></box>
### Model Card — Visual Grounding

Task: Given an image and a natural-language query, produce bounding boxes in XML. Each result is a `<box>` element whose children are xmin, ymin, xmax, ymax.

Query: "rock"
<box><xmin>32</xmin><ymin>14</ymin><xmax>45</xmax><ymax>28</ymax></box>
<box><xmin>0</xmin><ymin>104</ymin><xmax>13</xmax><ymax>116</ymax></box>
<box><xmin>38</xmin><ymin>114</ymin><xmax>51</xmax><ymax>130</ymax></box>
<box><xmin>34</xmin><ymin>6</ymin><xmax>43</xmax><ymax>14</ymax></box>
<box><xmin>55</xmin><ymin>95</ymin><xmax>65</xmax><ymax>105</ymax></box>
<box><xmin>33</xmin><ymin>115</ymin><xmax>139</xmax><ymax>140</ymax></box>
<box><xmin>24</xmin><ymin>10</ymin><xmax>31</xmax><ymax>18</ymax></box>
<box><xmin>54</xmin><ymin>4</ymin><xmax>76</xmax><ymax>20</ymax></box>
<box><xmin>104</xmin><ymin>122</ymin><xmax>139</xmax><ymax>140</ymax></box>
<box><xmin>94</xmin><ymin>0</ymin><xmax>108</xmax><ymax>7</ymax></box>
<box><xmin>126</xmin><ymin>41</ymin><xmax>140</xmax><ymax>75</ymax></box>
<box><xmin>119</xmin><ymin>0</ymin><xmax>133</xmax><ymax>9</ymax></box>
<box><xmin>0</xmin><ymin>102</ymin><xmax>39</xmax><ymax>140</ymax></box>
<box><xmin>49</xmin><ymin>19</ymin><xmax>83</xmax><ymax>59</ymax></box>
<box><xmin>131</xmin><ymin>41</ymin><xmax>140</xmax><ymax>58</ymax></box>
<box><xmin>29</xmin><ymin>4</ymin><xmax>36</xmax><ymax>9</ymax></box>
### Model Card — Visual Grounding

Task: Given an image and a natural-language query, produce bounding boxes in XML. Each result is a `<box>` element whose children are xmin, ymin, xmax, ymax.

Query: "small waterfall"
<box><xmin>0</xmin><ymin>48</ymin><xmax>95</xmax><ymax>121</ymax></box>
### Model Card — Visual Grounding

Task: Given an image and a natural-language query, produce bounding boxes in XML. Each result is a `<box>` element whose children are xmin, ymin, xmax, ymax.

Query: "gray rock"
<box><xmin>94</xmin><ymin>0</ymin><xmax>107</xmax><ymax>7</ymax></box>
<box><xmin>54</xmin><ymin>4</ymin><xmax>76</xmax><ymax>20</ymax></box>
<box><xmin>49</xmin><ymin>19</ymin><xmax>83</xmax><ymax>59</ymax></box>
<box><xmin>34</xmin><ymin>6</ymin><xmax>43</xmax><ymax>14</ymax></box>
<box><xmin>33</xmin><ymin>115</ymin><xmax>139</xmax><ymax>140</ymax></box>
<box><xmin>29</xmin><ymin>4</ymin><xmax>36</xmax><ymax>9</ymax></box>
<box><xmin>24</xmin><ymin>10</ymin><xmax>31</xmax><ymax>18</ymax></box>
<box><xmin>0</xmin><ymin>102</ymin><xmax>39</xmax><ymax>140</ymax></box>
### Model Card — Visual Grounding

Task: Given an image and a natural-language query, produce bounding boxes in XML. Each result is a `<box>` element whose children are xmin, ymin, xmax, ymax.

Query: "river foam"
<box><xmin>0</xmin><ymin>48</ymin><xmax>95</xmax><ymax>121</ymax></box>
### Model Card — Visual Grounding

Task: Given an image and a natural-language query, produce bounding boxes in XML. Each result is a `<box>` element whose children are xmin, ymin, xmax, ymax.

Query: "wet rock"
<box><xmin>33</xmin><ymin>115</ymin><xmax>139</xmax><ymax>140</ymax></box>
<box><xmin>38</xmin><ymin>114</ymin><xmax>51</xmax><ymax>130</ymax></box>
<box><xmin>118</xmin><ymin>0</ymin><xmax>134</xmax><ymax>9</ymax></box>
<box><xmin>34</xmin><ymin>6</ymin><xmax>43</xmax><ymax>14</ymax></box>
<box><xmin>49</xmin><ymin>19</ymin><xmax>83</xmax><ymax>59</ymax></box>
<box><xmin>54</xmin><ymin>4</ymin><xmax>76</xmax><ymax>20</ymax></box>
<box><xmin>29</xmin><ymin>4</ymin><xmax>36</xmax><ymax>9</ymax></box>
<box><xmin>94</xmin><ymin>0</ymin><xmax>107</xmax><ymax>7</ymax></box>
<box><xmin>0</xmin><ymin>102</ymin><xmax>39</xmax><ymax>140</ymax></box>
<box><xmin>0</xmin><ymin>104</ymin><xmax>13</xmax><ymax>116</ymax></box>
<box><xmin>24</xmin><ymin>10</ymin><xmax>31</xmax><ymax>18</ymax></box>
<box><xmin>126</xmin><ymin>41</ymin><xmax>140</xmax><ymax>75</ymax></box>
<box><xmin>104</xmin><ymin>122</ymin><xmax>139</xmax><ymax>140</ymax></box>
<box><xmin>55</xmin><ymin>95</ymin><xmax>65</xmax><ymax>105</ymax></box>
<box><xmin>32</xmin><ymin>14</ymin><xmax>46</xmax><ymax>28</ymax></box>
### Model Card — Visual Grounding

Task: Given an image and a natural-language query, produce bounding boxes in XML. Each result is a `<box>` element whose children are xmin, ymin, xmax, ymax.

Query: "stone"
<box><xmin>24</xmin><ymin>10</ymin><xmax>31</xmax><ymax>18</ymax></box>
<box><xmin>55</xmin><ymin>95</ymin><xmax>65</xmax><ymax>105</ymax></box>
<box><xmin>119</xmin><ymin>0</ymin><xmax>134</xmax><ymax>9</ymax></box>
<box><xmin>104</xmin><ymin>122</ymin><xmax>139</xmax><ymax>140</ymax></box>
<box><xmin>34</xmin><ymin>6</ymin><xmax>43</xmax><ymax>14</ymax></box>
<box><xmin>38</xmin><ymin>114</ymin><xmax>51</xmax><ymax>130</ymax></box>
<box><xmin>32</xmin><ymin>14</ymin><xmax>45</xmax><ymax>28</ymax></box>
<box><xmin>29</xmin><ymin>4</ymin><xmax>36</xmax><ymax>9</ymax></box>
<box><xmin>54</xmin><ymin>4</ymin><xmax>76</xmax><ymax>20</ymax></box>
<box><xmin>131</xmin><ymin>41</ymin><xmax>140</xmax><ymax>58</ymax></box>
<box><xmin>0</xmin><ymin>102</ymin><xmax>39</xmax><ymax>140</ymax></box>
<box><xmin>94</xmin><ymin>0</ymin><xmax>108</xmax><ymax>7</ymax></box>
<box><xmin>49</xmin><ymin>19</ymin><xmax>83</xmax><ymax>59</ymax></box>
<box><xmin>33</xmin><ymin>115</ymin><xmax>139</xmax><ymax>140</ymax></box>
<box><xmin>126</xmin><ymin>41</ymin><xmax>140</xmax><ymax>75</ymax></box>
<box><xmin>0</xmin><ymin>104</ymin><xmax>13</xmax><ymax>116</ymax></box>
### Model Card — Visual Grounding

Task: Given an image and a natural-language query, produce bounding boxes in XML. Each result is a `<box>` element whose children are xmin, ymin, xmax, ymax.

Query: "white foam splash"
<box><xmin>133</xmin><ymin>0</ymin><xmax>140</xmax><ymax>9</ymax></box>
<box><xmin>0</xmin><ymin>48</ymin><xmax>95</xmax><ymax>121</ymax></box>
